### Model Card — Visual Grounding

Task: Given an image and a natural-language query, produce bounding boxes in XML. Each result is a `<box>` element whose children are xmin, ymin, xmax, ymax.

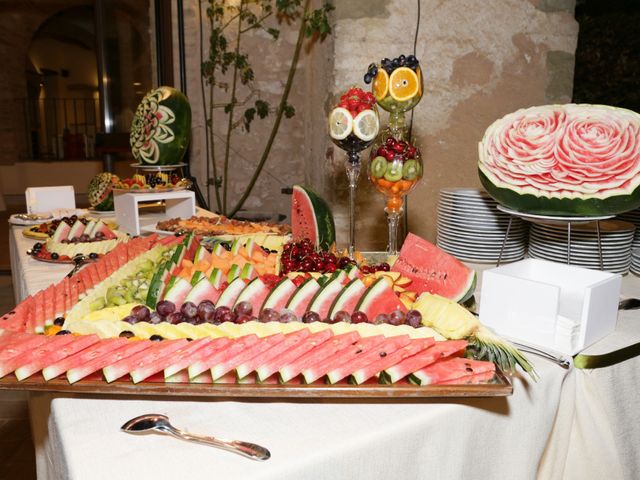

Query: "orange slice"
<box><xmin>388</xmin><ymin>67</ymin><xmax>419</xmax><ymax>102</ymax></box>
<box><xmin>416</xmin><ymin>66</ymin><xmax>423</xmax><ymax>97</ymax></box>
<box><xmin>372</xmin><ymin>68</ymin><xmax>389</xmax><ymax>101</ymax></box>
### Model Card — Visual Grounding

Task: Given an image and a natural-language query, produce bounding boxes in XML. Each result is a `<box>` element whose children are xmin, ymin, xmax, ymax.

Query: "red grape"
<box><xmin>405</xmin><ymin>309</ymin><xmax>422</xmax><ymax>328</ymax></box>
<box><xmin>351</xmin><ymin>311</ymin><xmax>368</xmax><ymax>324</ymax></box>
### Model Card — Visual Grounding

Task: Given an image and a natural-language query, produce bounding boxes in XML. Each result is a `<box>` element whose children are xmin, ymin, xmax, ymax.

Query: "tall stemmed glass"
<box><xmin>328</xmin><ymin>87</ymin><xmax>380</xmax><ymax>257</ymax></box>
<box><xmin>364</xmin><ymin>55</ymin><xmax>423</xmax><ymax>255</ymax></box>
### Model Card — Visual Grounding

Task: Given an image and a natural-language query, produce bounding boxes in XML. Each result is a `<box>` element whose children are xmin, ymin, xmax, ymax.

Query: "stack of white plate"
<box><xmin>616</xmin><ymin>208</ymin><xmax>640</xmax><ymax>275</ymax></box>
<box><xmin>436</xmin><ymin>188</ymin><xmax>528</xmax><ymax>263</ymax></box>
<box><xmin>528</xmin><ymin>220</ymin><xmax>636</xmax><ymax>274</ymax></box>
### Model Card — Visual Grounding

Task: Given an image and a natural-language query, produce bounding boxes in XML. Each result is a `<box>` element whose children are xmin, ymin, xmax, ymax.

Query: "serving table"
<box><xmin>6</xmin><ymin>222</ymin><xmax>640</xmax><ymax>479</ymax></box>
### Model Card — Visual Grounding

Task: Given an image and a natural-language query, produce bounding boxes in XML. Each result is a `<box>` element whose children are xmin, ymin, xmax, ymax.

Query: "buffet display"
<box><xmin>3</xmin><ymin>56</ymin><xmax>640</xmax><ymax>402</ymax></box>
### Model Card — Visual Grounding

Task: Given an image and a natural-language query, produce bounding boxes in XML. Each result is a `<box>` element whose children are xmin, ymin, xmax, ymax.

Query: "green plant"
<box><xmin>199</xmin><ymin>0</ymin><xmax>333</xmax><ymax>216</ymax></box>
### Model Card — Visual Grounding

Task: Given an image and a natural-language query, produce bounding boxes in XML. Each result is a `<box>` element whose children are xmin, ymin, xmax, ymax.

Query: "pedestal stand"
<box><xmin>495</xmin><ymin>205</ymin><xmax>614</xmax><ymax>269</ymax></box>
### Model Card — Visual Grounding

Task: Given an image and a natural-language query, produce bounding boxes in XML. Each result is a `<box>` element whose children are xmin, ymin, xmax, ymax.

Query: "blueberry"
<box><xmin>33</xmin><ymin>242</ymin><xmax>42</xmax><ymax>251</ymax></box>
<box><xmin>51</xmin><ymin>253</ymin><xmax>59</xmax><ymax>260</ymax></box>
<box><xmin>56</xmin><ymin>329</ymin><xmax>72</xmax><ymax>335</ymax></box>
<box><xmin>53</xmin><ymin>317</ymin><xmax>65</xmax><ymax>326</ymax></box>
<box><xmin>119</xmin><ymin>330</ymin><xmax>135</xmax><ymax>338</ymax></box>
<box><xmin>363</xmin><ymin>73</ymin><xmax>373</xmax><ymax>84</ymax></box>
<box><xmin>89</xmin><ymin>253</ymin><xmax>98</xmax><ymax>259</ymax></box>
<box><xmin>150</xmin><ymin>334</ymin><xmax>164</xmax><ymax>341</ymax></box>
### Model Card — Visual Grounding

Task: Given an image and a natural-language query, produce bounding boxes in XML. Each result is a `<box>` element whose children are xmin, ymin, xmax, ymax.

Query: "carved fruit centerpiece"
<box><xmin>130</xmin><ymin>86</ymin><xmax>192</xmax><ymax>165</ymax></box>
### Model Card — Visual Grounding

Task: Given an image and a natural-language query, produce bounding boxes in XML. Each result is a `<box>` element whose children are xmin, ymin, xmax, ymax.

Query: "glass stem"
<box><xmin>345</xmin><ymin>153</ymin><xmax>361</xmax><ymax>258</ymax></box>
<box><xmin>385</xmin><ymin>207</ymin><xmax>403</xmax><ymax>256</ymax></box>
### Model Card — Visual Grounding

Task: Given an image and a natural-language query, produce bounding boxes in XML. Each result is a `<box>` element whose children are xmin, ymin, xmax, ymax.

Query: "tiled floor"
<box><xmin>1</xmin><ymin>215</ymin><xmax>37</xmax><ymax>479</ymax></box>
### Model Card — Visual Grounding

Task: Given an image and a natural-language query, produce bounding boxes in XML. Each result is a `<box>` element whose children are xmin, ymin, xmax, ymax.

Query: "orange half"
<box><xmin>389</xmin><ymin>67</ymin><xmax>419</xmax><ymax>102</ymax></box>
<box><xmin>372</xmin><ymin>68</ymin><xmax>389</xmax><ymax>102</ymax></box>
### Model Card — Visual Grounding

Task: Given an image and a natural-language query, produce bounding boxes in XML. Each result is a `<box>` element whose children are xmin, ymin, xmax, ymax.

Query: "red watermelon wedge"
<box><xmin>354</xmin><ymin>277</ymin><xmax>406</xmax><ymax>320</ymax></box>
<box><xmin>0</xmin><ymin>334</ymin><xmax>48</xmax><ymax>376</ymax></box>
<box><xmin>255</xmin><ymin>329</ymin><xmax>333</xmax><ymax>382</ymax></box>
<box><xmin>279</xmin><ymin>331</ymin><xmax>360</xmax><ymax>383</ymax></box>
<box><xmin>384</xmin><ymin>340</ymin><xmax>468</xmax><ymax>383</ymax></box>
<box><xmin>104</xmin><ymin>339</ymin><xmax>188</xmax><ymax>383</ymax></box>
<box><xmin>435</xmin><ymin>369</ymin><xmax>496</xmax><ymax>385</ymax></box>
<box><xmin>62</xmin><ymin>339</ymin><xmax>147</xmax><ymax>383</ymax></box>
<box><xmin>15</xmin><ymin>334</ymin><xmax>101</xmax><ymax>381</ymax></box>
<box><xmin>210</xmin><ymin>333</ymin><xmax>286</xmax><ymax>381</ymax></box>
<box><xmin>392</xmin><ymin>233</ymin><xmax>476</xmax><ymax>303</ymax></box>
<box><xmin>0</xmin><ymin>334</ymin><xmax>77</xmax><ymax>378</ymax></box>
<box><xmin>290</xmin><ymin>185</ymin><xmax>336</xmax><ymax>250</ymax></box>
<box><xmin>188</xmin><ymin>334</ymin><xmax>259</xmax><ymax>379</ymax></box>
<box><xmin>351</xmin><ymin>337</ymin><xmax>436</xmax><ymax>384</ymax></box>
<box><xmin>164</xmin><ymin>337</ymin><xmax>232</xmax><ymax>378</ymax></box>
<box><xmin>302</xmin><ymin>335</ymin><xmax>387</xmax><ymax>384</ymax></box>
<box><xmin>236</xmin><ymin>329</ymin><xmax>311</xmax><ymax>379</ymax></box>
<box><xmin>409</xmin><ymin>357</ymin><xmax>496</xmax><ymax>385</ymax></box>
<box><xmin>325</xmin><ymin>335</ymin><xmax>413</xmax><ymax>384</ymax></box>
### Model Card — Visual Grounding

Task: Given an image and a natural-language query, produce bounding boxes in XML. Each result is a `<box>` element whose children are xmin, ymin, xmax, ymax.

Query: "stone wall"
<box><xmin>324</xmin><ymin>0</ymin><xmax>578</xmax><ymax>249</ymax></box>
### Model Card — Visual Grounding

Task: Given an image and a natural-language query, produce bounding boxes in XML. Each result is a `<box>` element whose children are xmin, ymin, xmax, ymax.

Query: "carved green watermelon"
<box><xmin>130</xmin><ymin>86</ymin><xmax>192</xmax><ymax>165</ymax></box>
<box><xmin>478</xmin><ymin>104</ymin><xmax>640</xmax><ymax>216</ymax></box>
<box><xmin>87</xmin><ymin>173</ymin><xmax>118</xmax><ymax>211</ymax></box>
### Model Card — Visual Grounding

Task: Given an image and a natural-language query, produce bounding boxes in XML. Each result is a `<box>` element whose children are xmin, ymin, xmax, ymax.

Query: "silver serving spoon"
<box><xmin>121</xmin><ymin>414</ymin><xmax>270</xmax><ymax>461</ymax></box>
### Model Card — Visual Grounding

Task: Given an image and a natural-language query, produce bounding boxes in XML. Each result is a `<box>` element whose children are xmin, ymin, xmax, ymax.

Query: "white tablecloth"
<box><xmin>8</xmin><ymin>225</ymin><xmax>640</xmax><ymax>479</ymax></box>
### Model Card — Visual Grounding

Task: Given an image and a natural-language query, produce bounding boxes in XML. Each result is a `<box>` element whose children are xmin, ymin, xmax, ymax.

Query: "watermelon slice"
<box><xmin>0</xmin><ymin>335</ymin><xmax>77</xmax><ymax>378</ymax></box>
<box><xmin>105</xmin><ymin>339</ymin><xmax>189</xmax><ymax>383</ymax></box>
<box><xmin>261</xmin><ymin>277</ymin><xmax>297</xmax><ymax>312</ymax></box>
<box><xmin>307</xmin><ymin>278</ymin><xmax>344</xmax><ymax>320</ymax></box>
<box><xmin>15</xmin><ymin>334</ymin><xmax>101</xmax><ymax>381</ymax></box>
<box><xmin>41</xmin><ymin>338</ymin><xmax>125</xmax><ymax>380</ymax></box>
<box><xmin>188</xmin><ymin>334</ymin><xmax>259</xmax><ymax>379</ymax></box>
<box><xmin>392</xmin><ymin>233</ymin><xmax>476</xmax><ymax>303</ymax></box>
<box><xmin>302</xmin><ymin>335</ymin><xmax>387</xmax><ymax>384</ymax></box>
<box><xmin>167</xmin><ymin>337</ymin><xmax>232</xmax><ymax>378</ymax></box>
<box><xmin>328</xmin><ymin>278</ymin><xmax>366</xmax><ymax>319</ymax></box>
<box><xmin>291</xmin><ymin>185</ymin><xmax>336</xmax><ymax>250</ymax></box>
<box><xmin>66</xmin><ymin>340</ymin><xmax>153</xmax><ymax>384</ymax></box>
<box><xmin>0</xmin><ymin>334</ymin><xmax>48</xmax><ymax>377</ymax></box>
<box><xmin>129</xmin><ymin>337</ymin><xmax>213</xmax><ymax>382</ymax></box>
<box><xmin>51</xmin><ymin>222</ymin><xmax>70</xmax><ymax>242</ymax></box>
<box><xmin>233</xmin><ymin>277</ymin><xmax>269</xmax><ymax>314</ymax></box>
<box><xmin>279</xmin><ymin>331</ymin><xmax>360</xmax><ymax>383</ymax></box>
<box><xmin>351</xmin><ymin>337</ymin><xmax>436</xmax><ymax>384</ymax></box>
<box><xmin>215</xmin><ymin>277</ymin><xmax>247</xmax><ymax>309</ymax></box>
<box><xmin>162</xmin><ymin>276</ymin><xmax>193</xmax><ymax>309</ymax></box>
<box><xmin>184</xmin><ymin>278</ymin><xmax>222</xmax><ymax>305</ymax></box>
<box><xmin>384</xmin><ymin>340</ymin><xmax>468</xmax><ymax>383</ymax></box>
<box><xmin>68</xmin><ymin>220</ymin><xmax>85</xmax><ymax>240</ymax></box>
<box><xmin>193</xmin><ymin>244</ymin><xmax>212</xmax><ymax>264</ymax></box>
<box><xmin>354</xmin><ymin>278</ymin><xmax>406</xmax><ymax>320</ymax></box>
<box><xmin>236</xmin><ymin>329</ymin><xmax>311</xmax><ymax>379</ymax></box>
<box><xmin>210</xmin><ymin>333</ymin><xmax>286</xmax><ymax>381</ymax></box>
<box><xmin>435</xmin><ymin>369</ymin><xmax>496</xmax><ymax>385</ymax></box>
<box><xmin>409</xmin><ymin>357</ymin><xmax>496</xmax><ymax>385</ymax></box>
<box><xmin>255</xmin><ymin>329</ymin><xmax>333</xmax><ymax>381</ymax></box>
<box><xmin>286</xmin><ymin>278</ymin><xmax>321</xmax><ymax>318</ymax></box>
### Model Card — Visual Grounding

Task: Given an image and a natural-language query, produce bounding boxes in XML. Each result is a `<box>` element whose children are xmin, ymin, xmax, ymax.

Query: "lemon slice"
<box><xmin>389</xmin><ymin>67</ymin><xmax>419</xmax><ymax>102</ymax></box>
<box><xmin>328</xmin><ymin>107</ymin><xmax>353</xmax><ymax>140</ymax></box>
<box><xmin>353</xmin><ymin>109</ymin><xmax>379</xmax><ymax>142</ymax></box>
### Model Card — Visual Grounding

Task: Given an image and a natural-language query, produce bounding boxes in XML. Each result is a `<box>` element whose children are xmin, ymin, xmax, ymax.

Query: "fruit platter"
<box><xmin>113</xmin><ymin>173</ymin><xmax>192</xmax><ymax>193</ymax></box>
<box><xmin>0</xmin><ymin>184</ymin><xmax>535</xmax><ymax>399</ymax></box>
<box><xmin>22</xmin><ymin>215</ymin><xmax>118</xmax><ymax>240</ymax></box>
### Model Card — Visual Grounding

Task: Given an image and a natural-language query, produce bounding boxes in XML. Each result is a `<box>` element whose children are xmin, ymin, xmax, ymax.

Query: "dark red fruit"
<box><xmin>351</xmin><ymin>311</ymin><xmax>368</xmax><ymax>324</ymax></box>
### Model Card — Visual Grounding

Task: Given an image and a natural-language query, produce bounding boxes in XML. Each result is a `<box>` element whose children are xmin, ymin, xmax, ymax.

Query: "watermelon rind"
<box><xmin>291</xmin><ymin>185</ymin><xmax>336</xmax><ymax>250</ymax></box>
<box><xmin>328</xmin><ymin>278</ymin><xmax>366</xmax><ymax>319</ymax></box>
<box><xmin>480</xmin><ymin>169</ymin><xmax>640</xmax><ymax>216</ymax></box>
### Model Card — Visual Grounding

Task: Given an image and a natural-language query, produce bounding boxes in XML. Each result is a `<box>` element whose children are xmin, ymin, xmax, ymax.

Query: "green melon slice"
<box><xmin>291</xmin><ymin>185</ymin><xmax>336</xmax><ymax>250</ymax></box>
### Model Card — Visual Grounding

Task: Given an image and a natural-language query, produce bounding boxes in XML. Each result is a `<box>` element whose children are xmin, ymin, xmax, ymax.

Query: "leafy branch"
<box><xmin>199</xmin><ymin>0</ymin><xmax>333</xmax><ymax>216</ymax></box>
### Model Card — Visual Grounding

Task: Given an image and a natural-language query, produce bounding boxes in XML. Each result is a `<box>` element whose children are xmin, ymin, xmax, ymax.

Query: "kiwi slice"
<box><xmin>402</xmin><ymin>160</ymin><xmax>420</xmax><ymax>180</ymax></box>
<box><xmin>384</xmin><ymin>162</ymin><xmax>403</xmax><ymax>182</ymax></box>
<box><xmin>370</xmin><ymin>156</ymin><xmax>388</xmax><ymax>178</ymax></box>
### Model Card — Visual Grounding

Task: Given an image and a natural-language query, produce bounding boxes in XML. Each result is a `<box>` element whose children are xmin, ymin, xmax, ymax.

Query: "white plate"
<box><xmin>436</xmin><ymin>238</ymin><xmax>526</xmax><ymax>256</ymax></box>
<box><xmin>437</xmin><ymin>232</ymin><xmax>527</xmax><ymax>247</ymax></box>
<box><xmin>438</xmin><ymin>221</ymin><xmax>528</xmax><ymax>237</ymax></box>
<box><xmin>495</xmin><ymin>205</ymin><xmax>615</xmax><ymax>223</ymax></box>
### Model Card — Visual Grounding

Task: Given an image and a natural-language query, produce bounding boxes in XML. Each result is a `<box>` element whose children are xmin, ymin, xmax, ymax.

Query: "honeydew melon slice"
<box><xmin>209</xmin><ymin>268</ymin><xmax>224</xmax><ymax>289</ymax></box>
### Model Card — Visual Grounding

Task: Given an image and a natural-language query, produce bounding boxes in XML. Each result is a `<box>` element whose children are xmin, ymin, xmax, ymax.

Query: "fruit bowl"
<box><xmin>365</xmin><ymin>55</ymin><xmax>423</xmax><ymax>114</ymax></box>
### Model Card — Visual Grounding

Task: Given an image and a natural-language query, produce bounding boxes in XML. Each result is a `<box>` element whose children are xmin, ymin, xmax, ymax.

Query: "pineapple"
<box><xmin>413</xmin><ymin>293</ymin><xmax>537</xmax><ymax>380</ymax></box>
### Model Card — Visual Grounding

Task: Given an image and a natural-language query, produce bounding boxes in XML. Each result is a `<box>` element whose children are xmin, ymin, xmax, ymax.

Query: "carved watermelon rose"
<box><xmin>130</xmin><ymin>86</ymin><xmax>192</xmax><ymax>165</ymax></box>
<box><xmin>479</xmin><ymin>104</ymin><xmax>640</xmax><ymax>215</ymax></box>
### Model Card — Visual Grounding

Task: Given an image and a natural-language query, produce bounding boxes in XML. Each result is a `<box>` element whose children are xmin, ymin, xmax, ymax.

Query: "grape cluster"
<box><xmin>280</xmin><ymin>239</ymin><xmax>355</xmax><ymax>275</ymax></box>
<box><xmin>120</xmin><ymin>299</ymin><xmax>424</xmax><ymax>334</ymax></box>
<box><xmin>363</xmin><ymin>55</ymin><xmax>420</xmax><ymax>84</ymax></box>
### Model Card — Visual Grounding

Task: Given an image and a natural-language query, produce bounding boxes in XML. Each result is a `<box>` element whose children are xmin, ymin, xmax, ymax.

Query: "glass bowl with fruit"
<box><xmin>328</xmin><ymin>87</ymin><xmax>380</xmax><ymax>257</ymax></box>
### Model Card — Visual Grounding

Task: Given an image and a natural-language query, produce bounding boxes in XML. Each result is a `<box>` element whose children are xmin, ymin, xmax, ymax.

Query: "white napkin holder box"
<box><xmin>114</xmin><ymin>190</ymin><xmax>195</xmax><ymax>236</ymax></box>
<box><xmin>479</xmin><ymin>259</ymin><xmax>621</xmax><ymax>356</ymax></box>
<box><xmin>25</xmin><ymin>186</ymin><xmax>76</xmax><ymax>213</ymax></box>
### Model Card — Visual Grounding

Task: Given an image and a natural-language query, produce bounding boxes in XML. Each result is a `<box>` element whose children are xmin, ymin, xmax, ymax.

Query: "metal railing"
<box><xmin>6</xmin><ymin>97</ymin><xmax>102</xmax><ymax>160</ymax></box>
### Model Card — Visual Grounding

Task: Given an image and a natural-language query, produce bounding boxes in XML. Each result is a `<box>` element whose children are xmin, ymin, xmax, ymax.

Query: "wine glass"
<box><xmin>328</xmin><ymin>87</ymin><xmax>380</xmax><ymax>257</ymax></box>
<box><xmin>364</xmin><ymin>55</ymin><xmax>424</xmax><ymax>255</ymax></box>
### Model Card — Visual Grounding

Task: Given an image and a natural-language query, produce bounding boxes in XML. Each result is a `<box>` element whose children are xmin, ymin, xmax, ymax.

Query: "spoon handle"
<box><xmin>168</xmin><ymin>428</ymin><xmax>270</xmax><ymax>461</ymax></box>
